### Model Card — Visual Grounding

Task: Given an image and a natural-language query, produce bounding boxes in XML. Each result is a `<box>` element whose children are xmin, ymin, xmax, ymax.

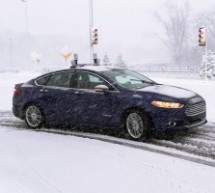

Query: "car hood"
<box><xmin>137</xmin><ymin>84</ymin><xmax>197</xmax><ymax>100</ymax></box>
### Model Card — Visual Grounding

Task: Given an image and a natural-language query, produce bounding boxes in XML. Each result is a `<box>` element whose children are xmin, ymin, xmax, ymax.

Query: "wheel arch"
<box><xmin>22</xmin><ymin>101</ymin><xmax>44</xmax><ymax>119</ymax></box>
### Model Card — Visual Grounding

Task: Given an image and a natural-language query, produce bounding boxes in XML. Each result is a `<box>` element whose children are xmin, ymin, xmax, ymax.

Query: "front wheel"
<box><xmin>124</xmin><ymin>110</ymin><xmax>151</xmax><ymax>140</ymax></box>
<box><xmin>25</xmin><ymin>105</ymin><xmax>44</xmax><ymax>129</ymax></box>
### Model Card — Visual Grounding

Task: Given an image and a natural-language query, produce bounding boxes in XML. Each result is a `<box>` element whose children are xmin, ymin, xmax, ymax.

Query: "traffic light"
<box><xmin>199</xmin><ymin>27</ymin><xmax>206</xmax><ymax>46</ymax></box>
<box><xmin>91</xmin><ymin>27</ymin><xmax>98</xmax><ymax>45</ymax></box>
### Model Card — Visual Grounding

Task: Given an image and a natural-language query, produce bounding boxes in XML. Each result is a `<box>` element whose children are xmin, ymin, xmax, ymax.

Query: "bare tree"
<box><xmin>205</xmin><ymin>12</ymin><xmax>215</xmax><ymax>41</ymax></box>
<box><xmin>154</xmin><ymin>0</ymin><xmax>190</xmax><ymax>65</ymax></box>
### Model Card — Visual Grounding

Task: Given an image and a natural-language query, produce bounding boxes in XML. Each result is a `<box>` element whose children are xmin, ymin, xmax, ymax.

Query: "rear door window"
<box><xmin>46</xmin><ymin>71</ymin><xmax>72</xmax><ymax>88</ymax></box>
<box><xmin>35</xmin><ymin>75</ymin><xmax>51</xmax><ymax>86</ymax></box>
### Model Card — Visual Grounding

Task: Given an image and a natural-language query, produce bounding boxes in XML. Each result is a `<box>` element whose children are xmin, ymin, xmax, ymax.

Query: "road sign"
<box><xmin>60</xmin><ymin>46</ymin><xmax>73</xmax><ymax>62</ymax></box>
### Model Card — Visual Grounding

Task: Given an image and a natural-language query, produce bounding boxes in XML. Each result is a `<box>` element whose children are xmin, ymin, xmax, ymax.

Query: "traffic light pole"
<box><xmin>89</xmin><ymin>0</ymin><xmax>94</xmax><ymax>63</ymax></box>
<box><xmin>204</xmin><ymin>43</ymin><xmax>207</xmax><ymax>81</ymax></box>
<box><xmin>204</xmin><ymin>29</ymin><xmax>208</xmax><ymax>81</ymax></box>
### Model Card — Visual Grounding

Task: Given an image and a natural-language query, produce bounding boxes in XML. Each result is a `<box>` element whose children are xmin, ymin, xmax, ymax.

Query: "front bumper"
<box><xmin>159</xmin><ymin>118</ymin><xmax>207</xmax><ymax>132</ymax></box>
<box><xmin>151</xmin><ymin>109</ymin><xmax>207</xmax><ymax>132</ymax></box>
<box><xmin>184</xmin><ymin>118</ymin><xmax>207</xmax><ymax>129</ymax></box>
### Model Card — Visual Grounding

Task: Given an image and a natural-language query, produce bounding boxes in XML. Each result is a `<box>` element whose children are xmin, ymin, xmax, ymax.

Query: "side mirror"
<box><xmin>94</xmin><ymin>85</ymin><xmax>109</xmax><ymax>93</ymax></box>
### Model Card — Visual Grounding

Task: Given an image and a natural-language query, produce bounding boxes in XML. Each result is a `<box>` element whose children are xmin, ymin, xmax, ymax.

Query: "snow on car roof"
<box><xmin>77</xmin><ymin>65</ymin><xmax>117</xmax><ymax>72</ymax></box>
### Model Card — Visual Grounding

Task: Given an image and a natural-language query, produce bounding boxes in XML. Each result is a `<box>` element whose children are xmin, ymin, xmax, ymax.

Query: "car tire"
<box><xmin>25</xmin><ymin>104</ymin><xmax>44</xmax><ymax>129</ymax></box>
<box><xmin>124</xmin><ymin>110</ymin><xmax>151</xmax><ymax>141</ymax></box>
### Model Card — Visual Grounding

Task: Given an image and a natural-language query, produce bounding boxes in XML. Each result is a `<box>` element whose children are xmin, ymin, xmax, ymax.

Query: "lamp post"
<box><xmin>9</xmin><ymin>38</ymin><xmax>13</xmax><ymax>70</ymax></box>
<box><xmin>20</xmin><ymin>0</ymin><xmax>29</xmax><ymax>71</ymax></box>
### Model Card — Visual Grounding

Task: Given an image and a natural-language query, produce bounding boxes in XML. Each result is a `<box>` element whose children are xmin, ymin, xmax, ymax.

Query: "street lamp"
<box><xmin>20</xmin><ymin>0</ymin><xmax>29</xmax><ymax>71</ymax></box>
<box><xmin>9</xmin><ymin>38</ymin><xmax>13</xmax><ymax>70</ymax></box>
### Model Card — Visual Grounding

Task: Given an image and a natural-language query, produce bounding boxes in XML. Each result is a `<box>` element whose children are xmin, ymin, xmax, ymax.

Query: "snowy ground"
<box><xmin>0</xmin><ymin>71</ymin><xmax>215</xmax><ymax>193</ymax></box>
<box><xmin>1</xmin><ymin>127</ymin><xmax>215</xmax><ymax>193</ymax></box>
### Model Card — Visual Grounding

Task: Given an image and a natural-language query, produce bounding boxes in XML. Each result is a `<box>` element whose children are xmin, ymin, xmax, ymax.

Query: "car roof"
<box><xmin>36</xmin><ymin>65</ymin><xmax>124</xmax><ymax>79</ymax></box>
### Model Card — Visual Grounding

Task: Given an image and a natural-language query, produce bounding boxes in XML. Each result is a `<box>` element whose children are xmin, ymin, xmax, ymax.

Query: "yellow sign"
<box><xmin>62</xmin><ymin>53</ymin><xmax>72</xmax><ymax>61</ymax></box>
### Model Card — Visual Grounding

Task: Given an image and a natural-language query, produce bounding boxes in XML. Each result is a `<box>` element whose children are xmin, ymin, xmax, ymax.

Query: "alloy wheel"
<box><xmin>25</xmin><ymin>105</ymin><xmax>43</xmax><ymax>128</ymax></box>
<box><xmin>126</xmin><ymin>112</ymin><xmax>145</xmax><ymax>139</ymax></box>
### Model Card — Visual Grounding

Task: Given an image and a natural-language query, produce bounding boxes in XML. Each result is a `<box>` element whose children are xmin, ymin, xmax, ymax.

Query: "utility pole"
<box><xmin>9</xmin><ymin>38</ymin><xmax>13</xmax><ymax>70</ymax></box>
<box><xmin>25</xmin><ymin>0</ymin><xmax>29</xmax><ymax>71</ymax></box>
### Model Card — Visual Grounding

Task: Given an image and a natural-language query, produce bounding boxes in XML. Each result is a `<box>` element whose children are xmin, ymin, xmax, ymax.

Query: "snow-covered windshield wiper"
<box><xmin>129</xmin><ymin>79</ymin><xmax>158</xmax><ymax>85</ymax></box>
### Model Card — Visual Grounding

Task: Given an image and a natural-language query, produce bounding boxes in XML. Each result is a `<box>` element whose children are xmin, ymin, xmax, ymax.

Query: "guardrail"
<box><xmin>138</xmin><ymin>70</ymin><xmax>200</xmax><ymax>79</ymax></box>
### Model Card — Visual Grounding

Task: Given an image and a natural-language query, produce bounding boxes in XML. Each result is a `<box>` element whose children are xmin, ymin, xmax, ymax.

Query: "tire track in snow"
<box><xmin>187</xmin><ymin>133</ymin><xmax>215</xmax><ymax>143</ymax></box>
<box><xmin>150</xmin><ymin>137</ymin><xmax>215</xmax><ymax>160</ymax></box>
<box><xmin>34</xmin><ymin>128</ymin><xmax>215</xmax><ymax>168</ymax></box>
<box><xmin>1</xmin><ymin>111</ymin><xmax>215</xmax><ymax>168</ymax></box>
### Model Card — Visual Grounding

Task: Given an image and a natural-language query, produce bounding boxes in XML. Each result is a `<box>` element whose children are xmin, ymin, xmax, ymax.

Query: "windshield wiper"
<box><xmin>130</xmin><ymin>79</ymin><xmax>158</xmax><ymax>85</ymax></box>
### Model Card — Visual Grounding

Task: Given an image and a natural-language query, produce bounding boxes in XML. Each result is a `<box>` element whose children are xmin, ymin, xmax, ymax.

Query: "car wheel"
<box><xmin>25</xmin><ymin>105</ymin><xmax>44</xmax><ymax>129</ymax></box>
<box><xmin>125</xmin><ymin>110</ymin><xmax>150</xmax><ymax>140</ymax></box>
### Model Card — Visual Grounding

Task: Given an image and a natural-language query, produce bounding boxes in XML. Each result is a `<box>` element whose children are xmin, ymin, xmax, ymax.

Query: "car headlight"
<box><xmin>151</xmin><ymin>101</ymin><xmax>184</xmax><ymax>108</ymax></box>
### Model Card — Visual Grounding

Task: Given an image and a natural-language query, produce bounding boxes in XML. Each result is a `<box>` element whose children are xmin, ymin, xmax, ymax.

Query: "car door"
<box><xmin>37</xmin><ymin>70</ymin><xmax>79</xmax><ymax>125</ymax></box>
<box><xmin>73</xmin><ymin>70</ymin><xmax>120</xmax><ymax>128</ymax></box>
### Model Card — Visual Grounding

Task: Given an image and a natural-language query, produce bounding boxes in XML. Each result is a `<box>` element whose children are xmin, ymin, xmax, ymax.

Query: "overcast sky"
<box><xmin>1</xmin><ymin>0</ymin><xmax>215</xmax><ymax>64</ymax></box>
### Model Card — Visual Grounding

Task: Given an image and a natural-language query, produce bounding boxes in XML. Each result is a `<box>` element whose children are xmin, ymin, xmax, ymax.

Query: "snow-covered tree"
<box><xmin>199</xmin><ymin>51</ymin><xmax>215</xmax><ymax>79</ymax></box>
<box><xmin>115</xmin><ymin>55</ymin><xmax>127</xmax><ymax>69</ymax></box>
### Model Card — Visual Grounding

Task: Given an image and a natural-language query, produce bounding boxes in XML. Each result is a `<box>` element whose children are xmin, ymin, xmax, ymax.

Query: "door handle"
<box><xmin>40</xmin><ymin>89</ymin><xmax>48</xmax><ymax>93</ymax></box>
<box><xmin>75</xmin><ymin>91</ymin><xmax>85</xmax><ymax>95</ymax></box>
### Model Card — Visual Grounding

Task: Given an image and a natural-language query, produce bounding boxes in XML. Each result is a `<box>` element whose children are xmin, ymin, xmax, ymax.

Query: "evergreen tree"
<box><xmin>115</xmin><ymin>55</ymin><xmax>127</xmax><ymax>69</ymax></box>
<box><xmin>102</xmin><ymin>54</ymin><xmax>111</xmax><ymax>66</ymax></box>
<box><xmin>199</xmin><ymin>51</ymin><xmax>215</xmax><ymax>79</ymax></box>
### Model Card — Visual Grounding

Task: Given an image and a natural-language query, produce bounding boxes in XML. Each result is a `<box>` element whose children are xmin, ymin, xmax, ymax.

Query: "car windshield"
<box><xmin>102</xmin><ymin>69</ymin><xmax>157</xmax><ymax>90</ymax></box>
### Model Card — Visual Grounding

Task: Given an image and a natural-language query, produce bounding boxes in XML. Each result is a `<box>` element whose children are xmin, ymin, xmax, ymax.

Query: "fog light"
<box><xmin>168</xmin><ymin>121</ymin><xmax>177</xmax><ymax>126</ymax></box>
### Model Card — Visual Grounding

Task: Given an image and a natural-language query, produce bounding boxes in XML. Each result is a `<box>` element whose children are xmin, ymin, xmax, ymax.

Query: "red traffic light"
<box><xmin>93</xmin><ymin>28</ymin><xmax>98</xmax><ymax>32</ymax></box>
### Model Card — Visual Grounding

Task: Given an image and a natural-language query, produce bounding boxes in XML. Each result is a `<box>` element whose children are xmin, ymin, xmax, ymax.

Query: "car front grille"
<box><xmin>185</xmin><ymin>101</ymin><xmax>206</xmax><ymax>117</ymax></box>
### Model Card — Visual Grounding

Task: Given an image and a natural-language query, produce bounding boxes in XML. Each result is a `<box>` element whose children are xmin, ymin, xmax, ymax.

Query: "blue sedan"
<box><xmin>13</xmin><ymin>66</ymin><xmax>207</xmax><ymax>140</ymax></box>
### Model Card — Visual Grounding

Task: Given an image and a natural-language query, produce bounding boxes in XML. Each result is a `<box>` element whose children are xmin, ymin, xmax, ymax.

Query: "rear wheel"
<box><xmin>124</xmin><ymin>110</ymin><xmax>151</xmax><ymax>140</ymax></box>
<box><xmin>25</xmin><ymin>105</ymin><xmax>44</xmax><ymax>129</ymax></box>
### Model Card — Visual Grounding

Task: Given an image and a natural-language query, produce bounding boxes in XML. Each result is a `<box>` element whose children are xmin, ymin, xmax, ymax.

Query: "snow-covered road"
<box><xmin>1</xmin><ymin>72</ymin><xmax>215</xmax><ymax>193</ymax></box>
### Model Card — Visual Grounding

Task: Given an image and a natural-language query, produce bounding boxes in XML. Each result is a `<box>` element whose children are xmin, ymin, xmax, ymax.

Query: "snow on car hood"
<box><xmin>138</xmin><ymin>84</ymin><xmax>197</xmax><ymax>99</ymax></box>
